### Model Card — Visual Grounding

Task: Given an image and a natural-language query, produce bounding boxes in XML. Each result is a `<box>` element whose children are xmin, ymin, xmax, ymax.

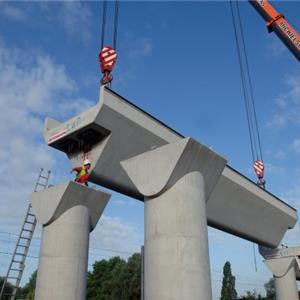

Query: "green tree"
<box><xmin>87</xmin><ymin>256</ymin><xmax>126</xmax><ymax>300</ymax></box>
<box><xmin>9</xmin><ymin>253</ymin><xmax>142</xmax><ymax>300</ymax></box>
<box><xmin>220</xmin><ymin>261</ymin><xmax>237</xmax><ymax>300</ymax></box>
<box><xmin>240</xmin><ymin>290</ymin><xmax>258</xmax><ymax>300</ymax></box>
<box><xmin>18</xmin><ymin>270</ymin><xmax>37</xmax><ymax>299</ymax></box>
<box><xmin>0</xmin><ymin>277</ymin><xmax>13</xmax><ymax>300</ymax></box>
<box><xmin>122</xmin><ymin>253</ymin><xmax>141</xmax><ymax>300</ymax></box>
<box><xmin>87</xmin><ymin>253</ymin><xmax>141</xmax><ymax>300</ymax></box>
<box><xmin>264</xmin><ymin>278</ymin><xmax>275</xmax><ymax>300</ymax></box>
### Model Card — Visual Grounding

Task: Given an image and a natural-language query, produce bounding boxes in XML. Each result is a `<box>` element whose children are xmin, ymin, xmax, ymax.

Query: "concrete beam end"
<box><xmin>31</xmin><ymin>181</ymin><xmax>111</xmax><ymax>231</ymax></box>
<box><xmin>264</xmin><ymin>257</ymin><xmax>296</xmax><ymax>277</ymax></box>
<box><xmin>121</xmin><ymin>137</ymin><xmax>227</xmax><ymax>198</ymax></box>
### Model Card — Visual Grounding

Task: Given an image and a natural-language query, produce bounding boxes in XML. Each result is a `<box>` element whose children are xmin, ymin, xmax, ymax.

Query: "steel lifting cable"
<box><xmin>113</xmin><ymin>0</ymin><xmax>119</xmax><ymax>51</ymax></box>
<box><xmin>230</xmin><ymin>1</ymin><xmax>255</xmax><ymax>163</ymax></box>
<box><xmin>236</xmin><ymin>2</ymin><xmax>263</xmax><ymax>162</ymax></box>
<box><xmin>100</xmin><ymin>0</ymin><xmax>108</xmax><ymax>51</ymax></box>
<box><xmin>100</xmin><ymin>0</ymin><xmax>119</xmax><ymax>51</ymax></box>
<box><xmin>99</xmin><ymin>0</ymin><xmax>119</xmax><ymax>86</ymax></box>
<box><xmin>229</xmin><ymin>1</ymin><xmax>263</xmax><ymax>163</ymax></box>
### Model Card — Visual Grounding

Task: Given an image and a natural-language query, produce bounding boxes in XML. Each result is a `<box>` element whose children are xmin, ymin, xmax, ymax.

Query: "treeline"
<box><xmin>87</xmin><ymin>253</ymin><xmax>141</xmax><ymax>300</ymax></box>
<box><xmin>220</xmin><ymin>260</ymin><xmax>300</xmax><ymax>300</ymax></box>
<box><xmin>220</xmin><ymin>261</ymin><xmax>275</xmax><ymax>300</ymax></box>
<box><xmin>2</xmin><ymin>256</ymin><xmax>300</xmax><ymax>299</ymax></box>
<box><xmin>0</xmin><ymin>270</ymin><xmax>37</xmax><ymax>300</ymax></box>
<box><xmin>1</xmin><ymin>253</ymin><xmax>141</xmax><ymax>300</ymax></box>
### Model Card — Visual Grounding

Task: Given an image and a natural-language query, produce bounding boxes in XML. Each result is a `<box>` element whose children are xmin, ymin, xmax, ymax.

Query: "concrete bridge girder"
<box><xmin>39</xmin><ymin>86</ymin><xmax>298</xmax><ymax>299</ymax></box>
<box><xmin>44</xmin><ymin>86</ymin><xmax>297</xmax><ymax>248</ymax></box>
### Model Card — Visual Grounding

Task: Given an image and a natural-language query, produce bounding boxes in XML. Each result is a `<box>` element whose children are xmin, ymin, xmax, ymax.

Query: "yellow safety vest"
<box><xmin>76</xmin><ymin>166</ymin><xmax>88</xmax><ymax>180</ymax></box>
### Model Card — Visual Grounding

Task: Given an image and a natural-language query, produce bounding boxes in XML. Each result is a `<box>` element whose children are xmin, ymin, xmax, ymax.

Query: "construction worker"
<box><xmin>71</xmin><ymin>159</ymin><xmax>91</xmax><ymax>186</ymax></box>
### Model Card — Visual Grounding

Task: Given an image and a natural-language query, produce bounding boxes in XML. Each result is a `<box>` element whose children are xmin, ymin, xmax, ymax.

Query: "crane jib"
<box><xmin>250</xmin><ymin>0</ymin><xmax>300</xmax><ymax>61</ymax></box>
<box><xmin>277</xmin><ymin>21</ymin><xmax>300</xmax><ymax>50</ymax></box>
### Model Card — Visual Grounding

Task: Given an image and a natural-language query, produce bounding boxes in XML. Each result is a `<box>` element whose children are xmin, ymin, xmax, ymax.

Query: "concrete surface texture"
<box><xmin>31</xmin><ymin>182</ymin><xmax>111</xmax><ymax>300</ymax></box>
<box><xmin>259</xmin><ymin>245</ymin><xmax>300</xmax><ymax>260</ymax></box>
<box><xmin>207</xmin><ymin>167</ymin><xmax>297</xmax><ymax>247</ymax></box>
<box><xmin>121</xmin><ymin>138</ymin><xmax>227</xmax><ymax>300</ymax></box>
<box><xmin>42</xmin><ymin>86</ymin><xmax>297</xmax><ymax>247</ymax></box>
<box><xmin>264</xmin><ymin>257</ymin><xmax>299</xmax><ymax>300</ymax></box>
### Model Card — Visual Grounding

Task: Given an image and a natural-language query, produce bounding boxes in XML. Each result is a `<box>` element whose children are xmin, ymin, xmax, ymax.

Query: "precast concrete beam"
<box><xmin>43</xmin><ymin>86</ymin><xmax>297</xmax><ymax>247</ymax></box>
<box><xmin>207</xmin><ymin>167</ymin><xmax>297</xmax><ymax>247</ymax></box>
<box><xmin>121</xmin><ymin>138</ymin><xmax>227</xmax><ymax>300</ymax></box>
<box><xmin>264</xmin><ymin>257</ymin><xmax>299</xmax><ymax>300</ymax></box>
<box><xmin>31</xmin><ymin>181</ymin><xmax>110</xmax><ymax>300</ymax></box>
<box><xmin>43</xmin><ymin>88</ymin><xmax>181</xmax><ymax>200</ymax></box>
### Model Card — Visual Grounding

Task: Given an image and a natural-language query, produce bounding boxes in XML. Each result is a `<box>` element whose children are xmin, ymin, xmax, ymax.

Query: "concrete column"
<box><xmin>144</xmin><ymin>171</ymin><xmax>211</xmax><ymax>299</ymax></box>
<box><xmin>121</xmin><ymin>138</ymin><xmax>227</xmax><ymax>300</ymax></box>
<box><xmin>264</xmin><ymin>257</ymin><xmax>298</xmax><ymax>300</ymax></box>
<box><xmin>31</xmin><ymin>181</ymin><xmax>110</xmax><ymax>300</ymax></box>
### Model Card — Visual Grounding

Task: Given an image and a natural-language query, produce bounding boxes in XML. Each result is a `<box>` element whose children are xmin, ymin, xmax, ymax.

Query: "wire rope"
<box><xmin>100</xmin><ymin>0</ymin><xmax>108</xmax><ymax>51</ymax></box>
<box><xmin>229</xmin><ymin>1</ymin><xmax>263</xmax><ymax>163</ymax></box>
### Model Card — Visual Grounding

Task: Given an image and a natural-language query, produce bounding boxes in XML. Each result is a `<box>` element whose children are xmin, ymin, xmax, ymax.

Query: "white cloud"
<box><xmin>277</xmin><ymin>182</ymin><xmax>300</xmax><ymax>246</ymax></box>
<box><xmin>0</xmin><ymin>2</ymin><xmax>92</xmax><ymax>43</ymax></box>
<box><xmin>274</xmin><ymin>97</ymin><xmax>287</xmax><ymax>109</ymax></box>
<box><xmin>139</xmin><ymin>38</ymin><xmax>153</xmax><ymax>56</ymax></box>
<box><xmin>264</xmin><ymin>162</ymin><xmax>286</xmax><ymax>175</ymax></box>
<box><xmin>285</xmin><ymin>75</ymin><xmax>300</xmax><ymax>103</ymax></box>
<box><xmin>273</xmin><ymin>149</ymin><xmax>287</xmax><ymax>160</ymax></box>
<box><xmin>111</xmin><ymin>198</ymin><xmax>137</xmax><ymax>207</ymax></box>
<box><xmin>90</xmin><ymin>215</ymin><xmax>141</xmax><ymax>259</ymax></box>
<box><xmin>128</xmin><ymin>37</ymin><xmax>153</xmax><ymax>59</ymax></box>
<box><xmin>265</xmin><ymin>34</ymin><xmax>286</xmax><ymax>58</ymax></box>
<box><xmin>116</xmin><ymin>35</ymin><xmax>154</xmax><ymax>86</ymax></box>
<box><xmin>60</xmin><ymin>2</ymin><xmax>92</xmax><ymax>43</ymax></box>
<box><xmin>283</xmin><ymin>184</ymin><xmax>300</xmax><ymax>209</ymax></box>
<box><xmin>267</xmin><ymin>114</ymin><xmax>287</xmax><ymax>127</ymax></box>
<box><xmin>0</xmin><ymin>56</ymin><xmax>75</xmax><ymax>115</ymax></box>
<box><xmin>0</xmin><ymin>38</ymin><xmax>143</xmax><ymax>279</ymax></box>
<box><xmin>0</xmin><ymin>3</ymin><xmax>28</xmax><ymax>22</ymax></box>
<box><xmin>0</xmin><ymin>40</ymin><xmax>93</xmax><ymax>232</ymax></box>
<box><xmin>267</xmin><ymin>73</ymin><xmax>300</xmax><ymax>128</ymax></box>
<box><xmin>291</xmin><ymin>139</ymin><xmax>300</xmax><ymax>153</ymax></box>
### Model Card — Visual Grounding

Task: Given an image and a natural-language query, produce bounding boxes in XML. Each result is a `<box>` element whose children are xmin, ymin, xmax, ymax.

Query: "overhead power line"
<box><xmin>0</xmin><ymin>234</ymin><xmax>133</xmax><ymax>256</ymax></box>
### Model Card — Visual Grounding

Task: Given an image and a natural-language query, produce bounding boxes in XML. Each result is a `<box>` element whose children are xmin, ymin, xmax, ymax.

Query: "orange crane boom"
<box><xmin>249</xmin><ymin>0</ymin><xmax>300</xmax><ymax>61</ymax></box>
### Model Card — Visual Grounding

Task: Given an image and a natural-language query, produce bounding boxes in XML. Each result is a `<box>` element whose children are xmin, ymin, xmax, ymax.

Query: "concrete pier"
<box><xmin>275</xmin><ymin>263</ymin><xmax>298</xmax><ymax>300</ymax></box>
<box><xmin>266</xmin><ymin>257</ymin><xmax>298</xmax><ymax>300</ymax></box>
<box><xmin>121</xmin><ymin>138</ymin><xmax>227</xmax><ymax>300</ymax></box>
<box><xmin>31</xmin><ymin>181</ymin><xmax>110</xmax><ymax>300</ymax></box>
<box><xmin>259</xmin><ymin>246</ymin><xmax>300</xmax><ymax>300</ymax></box>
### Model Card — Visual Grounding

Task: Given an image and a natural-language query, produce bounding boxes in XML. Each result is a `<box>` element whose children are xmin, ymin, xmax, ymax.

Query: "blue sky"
<box><xmin>0</xmin><ymin>1</ymin><xmax>299</xmax><ymax>299</ymax></box>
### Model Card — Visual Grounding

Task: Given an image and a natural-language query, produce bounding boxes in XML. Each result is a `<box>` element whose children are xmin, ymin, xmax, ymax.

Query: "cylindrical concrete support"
<box><xmin>261</xmin><ymin>251</ymin><xmax>300</xmax><ymax>300</ymax></box>
<box><xmin>35</xmin><ymin>205</ymin><xmax>90</xmax><ymax>300</ymax></box>
<box><xmin>31</xmin><ymin>181</ymin><xmax>110</xmax><ymax>300</ymax></box>
<box><xmin>144</xmin><ymin>172</ymin><xmax>212</xmax><ymax>300</ymax></box>
<box><xmin>274</xmin><ymin>265</ymin><xmax>298</xmax><ymax>300</ymax></box>
<box><xmin>121</xmin><ymin>138</ymin><xmax>226</xmax><ymax>300</ymax></box>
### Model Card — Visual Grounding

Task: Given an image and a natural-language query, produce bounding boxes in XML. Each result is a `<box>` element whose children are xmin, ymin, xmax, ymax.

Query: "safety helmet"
<box><xmin>83</xmin><ymin>159</ymin><xmax>91</xmax><ymax>166</ymax></box>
